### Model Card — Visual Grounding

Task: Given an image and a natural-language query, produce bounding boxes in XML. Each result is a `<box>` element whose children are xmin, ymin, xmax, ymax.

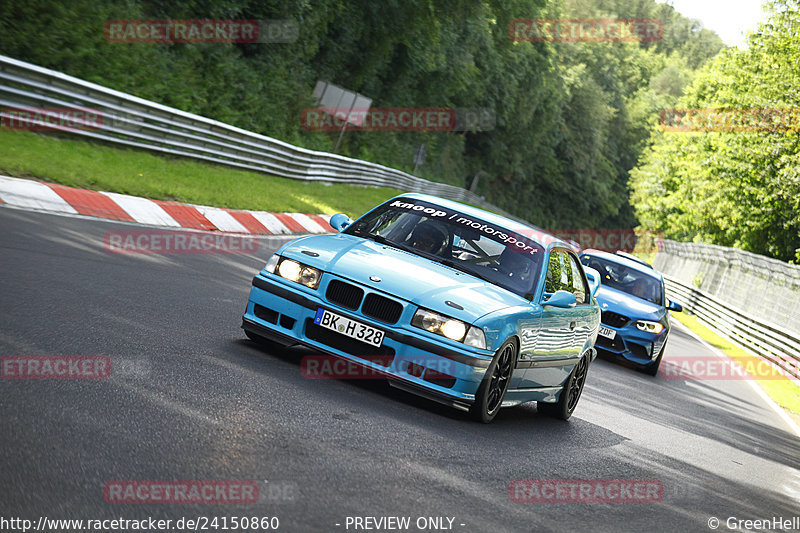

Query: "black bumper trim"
<box><xmin>241</xmin><ymin>317</ymin><xmax>297</xmax><ymax>347</ymax></box>
<box><xmin>253</xmin><ymin>275</ymin><xmax>316</xmax><ymax>310</ymax></box>
<box><xmin>250</xmin><ymin>275</ymin><xmax>491</xmax><ymax>369</ymax></box>
<box><xmin>388</xmin><ymin>380</ymin><xmax>473</xmax><ymax>412</ymax></box>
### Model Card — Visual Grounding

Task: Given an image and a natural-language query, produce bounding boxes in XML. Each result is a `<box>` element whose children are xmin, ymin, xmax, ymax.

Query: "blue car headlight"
<box><xmin>411</xmin><ymin>308</ymin><xmax>486</xmax><ymax>349</ymax></box>
<box><xmin>265</xmin><ymin>254</ymin><xmax>280</xmax><ymax>273</ymax></box>
<box><xmin>268</xmin><ymin>255</ymin><xmax>322</xmax><ymax>289</ymax></box>
<box><xmin>635</xmin><ymin>320</ymin><xmax>665</xmax><ymax>334</ymax></box>
<box><xmin>463</xmin><ymin>325</ymin><xmax>487</xmax><ymax>350</ymax></box>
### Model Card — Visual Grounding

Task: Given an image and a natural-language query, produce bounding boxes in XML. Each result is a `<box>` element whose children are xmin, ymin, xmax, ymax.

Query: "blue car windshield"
<box><xmin>580</xmin><ymin>255</ymin><xmax>663</xmax><ymax>305</ymax></box>
<box><xmin>345</xmin><ymin>198</ymin><xmax>545</xmax><ymax>299</ymax></box>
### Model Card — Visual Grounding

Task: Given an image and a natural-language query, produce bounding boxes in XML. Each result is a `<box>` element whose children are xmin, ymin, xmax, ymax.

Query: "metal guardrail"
<box><xmin>663</xmin><ymin>274</ymin><xmax>800</xmax><ymax>380</ymax></box>
<box><xmin>655</xmin><ymin>239</ymin><xmax>800</xmax><ymax>329</ymax></box>
<box><xmin>0</xmin><ymin>54</ymin><xmax>514</xmax><ymax>217</ymax></box>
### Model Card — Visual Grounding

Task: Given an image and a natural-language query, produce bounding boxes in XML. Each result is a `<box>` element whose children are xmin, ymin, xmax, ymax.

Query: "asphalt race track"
<box><xmin>2</xmin><ymin>206</ymin><xmax>799</xmax><ymax>533</ymax></box>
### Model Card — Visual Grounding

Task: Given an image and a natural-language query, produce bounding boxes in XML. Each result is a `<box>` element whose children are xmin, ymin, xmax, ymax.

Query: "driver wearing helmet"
<box><xmin>631</xmin><ymin>278</ymin><xmax>650</xmax><ymax>301</ymax></box>
<box><xmin>607</xmin><ymin>263</ymin><xmax>628</xmax><ymax>283</ymax></box>
<box><xmin>409</xmin><ymin>220</ymin><xmax>447</xmax><ymax>254</ymax></box>
<box><xmin>498</xmin><ymin>249</ymin><xmax>533</xmax><ymax>282</ymax></box>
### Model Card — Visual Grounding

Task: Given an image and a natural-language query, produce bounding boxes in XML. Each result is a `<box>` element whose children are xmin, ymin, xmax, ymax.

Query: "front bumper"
<box><xmin>242</xmin><ymin>273</ymin><xmax>494</xmax><ymax>409</ymax></box>
<box><xmin>594</xmin><ymin>322</ymin><xmax>667</xmax><ymax>367</ymax></box>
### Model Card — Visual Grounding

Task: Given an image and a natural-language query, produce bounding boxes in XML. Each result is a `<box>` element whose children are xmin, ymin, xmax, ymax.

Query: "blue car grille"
<box><xmin>362</xmin><ymin>293</ymin><xmax>403</xmax><ymax>324</ymax></box>
<box><xmin>326</xmin><ymin>279</ymin><xmax>363</xmax><ymax>310</ymax></box>
<box><xmin>325</xmin><ymin>280</ymin><xmax>403</xmax><ymax>324</ymax></box>
<box><xmin>601</xmin><ymin>310</ymin><xmax>630</xmax><ymax>328</ymax></box>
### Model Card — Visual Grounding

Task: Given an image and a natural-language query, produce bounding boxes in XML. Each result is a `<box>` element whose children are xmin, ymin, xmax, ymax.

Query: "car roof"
<box><xmin>393</xmin><ymin>193</ymin><xmax>571</xmax><ymax>251</ymax></box>
<box><xmin>579</xmin><ymin>248</ymin><xmax>664</xmax><ymax>281</ymax></box>
<box><xmin>613</xmin><ymin>250</ymin><xmax>653</xmax><ymax>269</ymax></box>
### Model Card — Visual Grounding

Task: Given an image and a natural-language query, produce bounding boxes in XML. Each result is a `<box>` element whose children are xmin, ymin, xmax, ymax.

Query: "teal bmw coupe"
<box><xmin>242</xmin><ymin>194</ymin><xmax>601</xmax><ymax>423</ymax></box>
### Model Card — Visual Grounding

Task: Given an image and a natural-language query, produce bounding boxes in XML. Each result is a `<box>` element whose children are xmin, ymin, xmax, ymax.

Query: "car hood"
<box><xmin>595</xmin><ymin>285</ymin><xmax>665</xmax><ymax>322</ymax></box>
<box><xmin>279</xmin><ymin>233</ymin><xmax>526</xmax><ymax>323</ymax></box>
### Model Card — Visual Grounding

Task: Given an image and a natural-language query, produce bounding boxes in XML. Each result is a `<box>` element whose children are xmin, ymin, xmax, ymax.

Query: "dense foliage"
<box><xmin>630</xmin><ymin>0</ymin><xmax>800</xmax><ymax>263</ymax></box>
<box><xmin>0</xmin><ymin>0</ymin><xmax>722</xmax><ymax>230</ymax></box>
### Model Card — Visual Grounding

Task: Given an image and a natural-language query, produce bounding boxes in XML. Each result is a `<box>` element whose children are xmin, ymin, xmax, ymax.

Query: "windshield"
<box><xmin>580</xmin><ymin>254</ymin><xmax>663</xmax><ymax>305</ymax></box>
<box><xmin>345</xmin><ymin>198</ymin><xmax>545</xmax><ymax>298</ymax></box>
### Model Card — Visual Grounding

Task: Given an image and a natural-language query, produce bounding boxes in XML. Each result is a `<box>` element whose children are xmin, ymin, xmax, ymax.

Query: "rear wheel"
<box><xmin>538</xmin><ymin>353</ymin><xmax>589</xmax><ymax>420</ymax></box>
<box><xmin>470</xmin><ymin>338</ymin><xmax>517</xmax><ymax>423</ymax></box>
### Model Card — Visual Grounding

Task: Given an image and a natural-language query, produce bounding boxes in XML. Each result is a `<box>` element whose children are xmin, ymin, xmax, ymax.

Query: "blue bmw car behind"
<box><xmin>578</xmin><ymin>249</ymin><xmax>682</xmax><ymax>376</ymax></box>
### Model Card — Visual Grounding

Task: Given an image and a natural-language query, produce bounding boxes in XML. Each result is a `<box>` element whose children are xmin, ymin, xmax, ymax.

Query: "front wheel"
<box><xmin>470</xmin><ymin>338</ymin><xmax>517</xmax><ymax>423</ymax></box>
<box><xmin>538</xmin><ymin>353</ymin><xmax>589</xmax><ymax>420</ymax></box>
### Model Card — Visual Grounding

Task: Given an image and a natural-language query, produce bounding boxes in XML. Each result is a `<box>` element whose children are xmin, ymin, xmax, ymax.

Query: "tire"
<box><xmin>470</xmin><ymin>338</ymin><xmax>517</xmax><ymax>423</ymax></box>
<box><xmin>643</xmin><ymin>341</ymin><xmax>666</xmax><ymax>377</ymax></box>
<box><xmin>537</xmin><ymin>353</ymin><xmax>589</xmax><ymax>420</ymax></box>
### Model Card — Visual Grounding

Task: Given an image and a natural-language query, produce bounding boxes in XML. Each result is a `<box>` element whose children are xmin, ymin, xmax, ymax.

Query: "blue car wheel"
<box><xmin>470</xmin><ymin>338</ymin><xmax>517</xmax><ymax>423</ymax></box>
<box><xmin>538</xmin><ymin>353</ymin><xmax>589</xmax><ymax>421</ymax></box>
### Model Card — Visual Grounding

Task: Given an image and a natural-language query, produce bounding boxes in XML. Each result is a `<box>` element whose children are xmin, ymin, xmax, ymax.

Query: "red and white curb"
<box><xmin>0</xmin><ymin>175</ymin><xmax>332</xmax><ymax>234</ymax></box>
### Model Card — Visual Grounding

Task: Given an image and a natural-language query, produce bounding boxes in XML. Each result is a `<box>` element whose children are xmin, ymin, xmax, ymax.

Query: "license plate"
<box><xmin>314</xmin><ymin>308</ymin><xmax>384</xmax><ymax>347</ymax></box>
<box><xmin>598</xmin><ymin>325</ymin><xmax>616</xmax><ymax>340</ymax></box>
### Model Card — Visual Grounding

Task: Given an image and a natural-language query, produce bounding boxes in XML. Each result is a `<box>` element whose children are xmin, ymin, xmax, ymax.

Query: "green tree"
<box><xmin>631</xmin><ymin>0</ymin><xmax>800</xmax><ymax>262</ymax></box>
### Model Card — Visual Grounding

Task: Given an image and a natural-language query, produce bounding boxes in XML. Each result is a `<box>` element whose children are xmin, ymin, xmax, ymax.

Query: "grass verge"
<box><xmin>0</xmin><ymin>130</ymin><xmax>401</xmax><ymax>218</ymax></box>
<box><xmin>672</xmin><ymin>312</ymin><xmax>800</xmax><ymax>416</ymax></box>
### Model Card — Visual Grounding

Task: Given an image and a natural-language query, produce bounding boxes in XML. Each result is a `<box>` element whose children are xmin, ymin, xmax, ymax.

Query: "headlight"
<box><xmin>463</xmin><ymin>326</ymin><xmax>487</xmax><ymax>350</ymax></box>
<box><xmin>635</xmin><ymin>320</ymin><xmax>664</xmax><ymax>334</ymax></box>
<box><xmin>275</xmin><ymin>258</ymin><xmax>322</xmax><ymax>289</ymax></box>
<box><xmin>411</xmin><ymin>308</ymin><xmax>472</xmax><ymax>343</ymax></box>
<box><xmin>265</xmin><ymin>254</ymin><xmax>280</xmax><ymax>273</ymax></box>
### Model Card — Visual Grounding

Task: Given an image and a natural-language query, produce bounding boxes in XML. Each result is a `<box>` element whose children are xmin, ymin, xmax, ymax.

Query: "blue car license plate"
<box><xmin>598</xmin><ymin>325</ymin><xmax>616</xmax><ymax>339</ymax></box>
<box><xmin>314</xmin><ymin>308</ymin><xmax>384</xmax><ymax>347</ymax></box>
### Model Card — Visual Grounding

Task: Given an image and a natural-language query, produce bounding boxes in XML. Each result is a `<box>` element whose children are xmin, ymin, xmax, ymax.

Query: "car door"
<box><xmin>539</xmin><ymin>249</ymin><xmax>579</xmax><ymax>356</ymax></box>
<box><xmin>517</xmin><ymin>248</ymin><xmax>581</xmax><ymax>388</ymax></box>
<box><xmin>565</xmin><ymin>250</ymin><xmax>596</xmax><ymax>354</ymax></box>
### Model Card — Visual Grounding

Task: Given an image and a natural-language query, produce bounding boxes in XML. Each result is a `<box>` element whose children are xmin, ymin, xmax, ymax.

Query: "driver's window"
<box><xmin>568</xmin><ymin>254</ymin><xmax>588</xmax><ymax>304</ymax></box>
<box><xmin>544</xmin><ymin>250</ymin><xmax>565</xmax><ymax>294</ymax></box>
<box><xmin>558</xmin><ymin>252</ymin><xmax>573</xmax><ymax>289</ymax></box>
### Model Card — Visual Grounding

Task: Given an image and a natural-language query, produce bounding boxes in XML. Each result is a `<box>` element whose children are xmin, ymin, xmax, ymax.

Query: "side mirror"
<box><xmin>542</xmin><ymin>290</ymin><xmax>577</xmax><ymax>309</ymax></box>
<box><xmin>329</xmin><ymin>213</ymin><xmax>352</xmax><ymax>232</ymax></box>
<box><xmin>667</xmin><ymin>300</ymin><xmax>683</xmax><ymax>312</ymax></box>
<box><xmin>583</xmin><ymin>266</ymin><xmax>601</xmax><ymax>298</ymax></box>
